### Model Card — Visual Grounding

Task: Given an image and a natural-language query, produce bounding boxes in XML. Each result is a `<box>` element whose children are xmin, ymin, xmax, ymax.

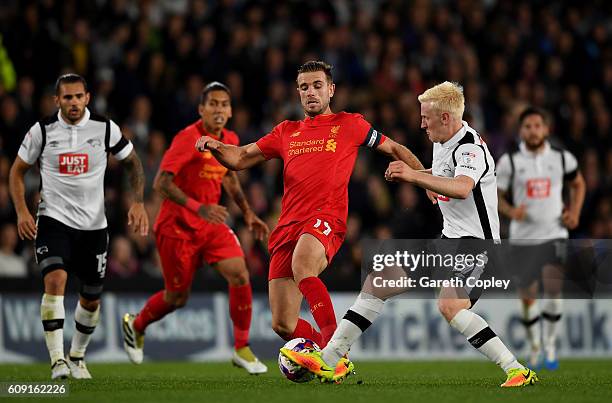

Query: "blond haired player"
<box><xmin>283</xmin><ymin>82</ymin><xmax>538</xmax><ymax>388</ymax></box>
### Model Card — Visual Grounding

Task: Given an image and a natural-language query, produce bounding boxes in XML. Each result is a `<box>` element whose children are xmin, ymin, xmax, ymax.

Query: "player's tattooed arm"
<box><xmin>222</xmin><ymin>171</ymin><xmax>250</xmax><ymax>213</ymax></box>
<box><xmin>154</xmin><ymin>170</ymin><xmax>228</xmax><ymax>224</ymax></box>
<box><xmin>154</xmin><ymin>170</ymin><xmax>188</xmax><ymax>205</ymax></box>
<box><xmin>375</xmin><ymin>138</ymin><xmax>425</xmax><ymax>170</ymax></box>
<box><xmin>122</xmin><ymin>150</ymin><xmax>145</xmax><ymax>203</ymax></box>
<box><xmin>222</xmin><ymin>172</ymin><xmax>270</xmax><ymax>240</ymax></box>
<box><xmin>121</xmin><ymin>150</ymin><xmax>149</xmax><ymax>235</ymax></box>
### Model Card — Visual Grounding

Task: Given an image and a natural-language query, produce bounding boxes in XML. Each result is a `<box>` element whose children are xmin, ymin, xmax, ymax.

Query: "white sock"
<box><xmin>69</xmin><ymin>302</ymin><xmax>100</xmax><ymax>359</ymax></box>
<box><xmin>450</xmin><ymin>309</ymin><xmax>524</xmax><ymax>373</ymax></box>
<box><xmin>522</xmin><ymin>301</ymin><xmax>541</xmax><ymax>353</ymax></box>
<box><xmin>41</xmin><ymin>294</ymin><xmax>65</xmax><ymax>364</ymax></box>
<box><xmin>542</xmin><ymin>298</ymin><xmax>562</xmax><ymax>360</ymax></box>
<box><xmin>322</xmin><ymin>292</ymin><xmax>385</xmax><ymax>366</ymax></box>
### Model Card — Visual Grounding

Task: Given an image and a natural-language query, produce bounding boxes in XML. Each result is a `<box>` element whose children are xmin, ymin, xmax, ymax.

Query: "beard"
<box><xmin>524</xmin><ymin>136</ymin><xmax>546</xmax><ymax>150</ymax></box>
<box><xmin>62</xmin><ymin>106</ymin><xmax>85</xmax><ymax>124</ymax></box>
<box><xmin>304</xmin><ymin>101</ymin><xmax>328</xmax><ymax>117</ymax></box>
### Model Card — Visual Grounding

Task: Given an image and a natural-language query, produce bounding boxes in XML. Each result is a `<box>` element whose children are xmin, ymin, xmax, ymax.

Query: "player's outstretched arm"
<box><xmin>375</xmin><ymin>137</ymin><xmax>425</xmax><ymax>170</ymax></box>
<box><xmin>376</xmin><ymin>138</ymin><xmax>439</xmax><ymax>203</ymax></box>
<box><xmin>8</xmin><ymin>156</ymin><xmax>37</xmax><ymax>240</ymax></box>
<box><xmin>222</xmin><ymin>172</ymin><xmax>270</xmax><ymax>240</ymax></box>
<box><xmin>385</xmin><ymin>161</ymin><xmax>474</xmax><ymax>199</ymax></box>
<box><xmin>153</xmin><ymin>170</ymin><xmax>229</xmax><ymax>224</ymax></box>
<box><xmin>196</xmin><ymin>136</ymin><xmax>266</xmax><ymax>170</ymax></box>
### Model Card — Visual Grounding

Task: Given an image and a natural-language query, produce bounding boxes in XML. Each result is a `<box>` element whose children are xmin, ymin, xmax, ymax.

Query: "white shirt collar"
<box><xmin>57</xmin><ymin>108</ymin><xmax>90</xmax><ymax>128</ymax></box>
<box><xmin>519</xmin><ymin>140</ymin><xmax>550</xmax><ymax>157</ymax></box>
<box><xmin>441</xmin><ymin>120</ymin><xmax>469</xmax><ymax>149</ymax></box>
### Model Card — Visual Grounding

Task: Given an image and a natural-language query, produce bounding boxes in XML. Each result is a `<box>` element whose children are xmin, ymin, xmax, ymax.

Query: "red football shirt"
<box><xmin>154</xmin><ymin>121</ymin><xmax>239</xmax><ymax>239</ymax></box>
<box><xmin>256</xmin><ymin>111</ymin><xmax>386</xmax><ymax>230</ymax></box>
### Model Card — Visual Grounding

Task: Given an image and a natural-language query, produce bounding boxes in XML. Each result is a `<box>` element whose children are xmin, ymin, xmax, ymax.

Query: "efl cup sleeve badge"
<box><xmin>462</xmin><ymin>151</ymin><xmax>477</xmax><ymax>165</ymax></box>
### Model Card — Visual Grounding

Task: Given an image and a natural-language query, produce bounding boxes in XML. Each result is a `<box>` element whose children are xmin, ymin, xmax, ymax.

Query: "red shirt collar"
<box><xmin>303</xmin><ymin>112</ymin><xmax>336</xmax><ymax>123</ymax></box>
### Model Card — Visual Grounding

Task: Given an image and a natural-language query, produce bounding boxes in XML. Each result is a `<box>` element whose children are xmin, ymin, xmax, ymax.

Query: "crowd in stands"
<box><xmin>0</xmin><ymin>0</ymin><xmax>610</xmax><ymax>291</ymax></box>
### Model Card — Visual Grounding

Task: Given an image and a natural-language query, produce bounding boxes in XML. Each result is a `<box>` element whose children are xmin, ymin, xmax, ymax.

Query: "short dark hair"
<box><xmin>55</xmin><ymin>73</ymin><xmax>88</xmax><ymax>95</ymax></box>
<box><xmin>200</xmin><ymin>81</ymin><xmax>231</xmax><ymax>104</ymax></box>
<box><xmin>297</xmin><ymin>60</ymin><xmax>333</xmax><ymax>83</ymax></box>
<box><xmin>519</xmin><ymin>106</ymin><xmax>550</xmax><ymax>126</ymax></box>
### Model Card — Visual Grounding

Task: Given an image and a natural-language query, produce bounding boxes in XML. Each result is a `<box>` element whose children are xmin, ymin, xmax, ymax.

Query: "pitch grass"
<box><xmin>1</xmin><ymin>360</ymin><xmax>611</xmax><ymax>403</ymax></box>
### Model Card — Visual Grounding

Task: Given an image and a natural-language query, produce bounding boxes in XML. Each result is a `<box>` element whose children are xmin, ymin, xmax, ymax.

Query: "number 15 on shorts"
<box><xmin>313</xmin><ymin>219</ymin><xmax>331</xmax><ymax>236</ymax></box>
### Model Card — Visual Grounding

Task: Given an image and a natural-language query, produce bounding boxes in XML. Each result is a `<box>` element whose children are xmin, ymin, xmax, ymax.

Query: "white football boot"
<box><xmin>121</xmin><ymin>313</ymin><xmax>144</xmax><ymax>364</ymax></box>
<box><xmin>232</xmin><ymin>346</ymin><xmax>268</xmax><ymax>375</ymax></box>
<box><xmin>51</xmin><ymin>358</ymin><xmax>70</xmax><ymax>380</ymax></box>
<box><xmin>66</xmin><ymin>356</ymin><xmax>92</xmax><ymax>379</ymax></box>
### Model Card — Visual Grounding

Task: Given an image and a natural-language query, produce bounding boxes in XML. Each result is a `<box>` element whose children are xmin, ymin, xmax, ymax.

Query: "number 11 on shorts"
<box><xmin>313</xmin><ymin>219</ymin><xmax>331</xmax><ymax>236</ymax></box>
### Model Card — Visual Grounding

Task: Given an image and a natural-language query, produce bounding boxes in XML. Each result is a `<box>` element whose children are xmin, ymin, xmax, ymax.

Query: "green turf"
<box><xmin>1</xmin><ymin>360</ymin><xmax>611</xmax><ymax>403</ymax></box>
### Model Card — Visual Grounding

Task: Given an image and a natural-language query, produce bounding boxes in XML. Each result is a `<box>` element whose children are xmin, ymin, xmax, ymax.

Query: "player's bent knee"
<box><xmin>291</xmin><ymin>263</ymin><xmax>324</xmax><ymax>283</ymax></box>
<box><xmin>164</xmin><ymin>291</ymin><xmax>190</xmax><ymax>308</ymax></box>
<box><xmin>79</xmin><ymin>297</ymin><xmax>100</xmax><ymax>311</ymax></box>
<box><xmin>173</xmin><ymin>300</ymin><xmax>188</xmax><ymax>308</ymax></box>
<box><xmin>172</xmin><ymin>295</ymin><xmax>189</xmax><ymax>308</ymax></box>
<box><xmin>438</xmin><ymin>299</ymin><xmax>466</xmax><ymax>322</ymax></box>
<box><xmin>271</xmin><ymin>320</ymin><xmax>295</xmax><ymax>340</ymax></box>
<box><xmin>522</xmin><ymin>297</ymin><xmax>536</xmax><ymax>306</ymax></box>
<box><xmin>229</xmin><ymin>269</ymin><xmax>250</xmax><ymax>286</ymax></box>
<box><xmin>43</xmin><ymin>269</ymin><xmax>67</xmax><ymax>294</ymax></box>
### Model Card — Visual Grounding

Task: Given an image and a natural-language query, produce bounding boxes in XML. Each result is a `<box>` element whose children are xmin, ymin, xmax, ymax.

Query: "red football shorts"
<box><xmin>268</xmin><ymin>215</ymin><xmax>346</xmax><ymax>281</ymax></box>
<box><xmin>156</xmin><ymin>223</ymin><xmax>244</xmax><ymax>292</ymax></box>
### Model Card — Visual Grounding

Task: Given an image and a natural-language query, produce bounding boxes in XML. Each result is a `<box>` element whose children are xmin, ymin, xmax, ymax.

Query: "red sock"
<box><xmin>290</xmin><ymin>318</ymin><xmax>323</xmax><ymax>346</ymax></box>
<box><xmin>229</xmin><ymin>284</ymin><xmax>252</xmax><ymax>349</ymax></box>
<box><xmin>133</xmin><ymin>291</ymin><xmax>175</xmax><ymax>334</ymax></box>
<box><xmin>298</xmin><ymin>277</ymin><xmax>337</xmax><ymax>348</ymax></box>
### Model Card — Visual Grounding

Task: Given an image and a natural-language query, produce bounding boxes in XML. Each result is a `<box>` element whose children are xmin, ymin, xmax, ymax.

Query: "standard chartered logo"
<box><xmin>287</xmin><ymin>138</ymin><xmax>338</xmax><ymax>156</ymax></box>
<box><xmin>325</xmin><ymin>139</ymin><xmax>337</xmax><ymax>152</ymax></box>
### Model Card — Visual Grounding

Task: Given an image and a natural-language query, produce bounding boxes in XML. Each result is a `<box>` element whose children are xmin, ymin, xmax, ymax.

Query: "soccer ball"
<box><xmin>278</xmin><ymin>338</ymin><xmax>320</xmax><ymax>383</ymax></box>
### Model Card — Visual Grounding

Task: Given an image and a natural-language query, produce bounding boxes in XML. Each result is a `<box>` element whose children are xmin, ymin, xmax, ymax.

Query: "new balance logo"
<box><xmin>290</xmin><ymin>131</ymin><xmax>301</xmax><ymax>137</ymax></box>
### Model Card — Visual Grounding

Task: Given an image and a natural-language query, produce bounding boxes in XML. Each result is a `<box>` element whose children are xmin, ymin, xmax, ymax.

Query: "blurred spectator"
<box><xmin>0</xmin><ymin>223</ymin><xmax>27</xmax><ymax>278</ymax></box>
<box><xmin>126</xmin><ymin>95</ymin><xmax>153</xmax><ymax>154</ymax></box>
<box><xmin>0</xmin><ymin>95</ymin><xmax>25</xmax><ymax>158</ymax></box>
<box><xmin>107</xmin><ymin>236</ymin><xmax>139</xmax><ymax>279</ymax></box>
<box><xmin>0</xmin><ymin>182</ymin><xmax>15</xmax><ymax>224</ymax></box>
<box><xmin>142</xmin><ymin>130</ymin><xmax>166</xmax><ymax>198</ymax></box>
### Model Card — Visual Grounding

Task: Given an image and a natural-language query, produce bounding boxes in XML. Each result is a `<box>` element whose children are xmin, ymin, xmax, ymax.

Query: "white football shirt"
<box><xmin>18</xmin><ymin>108</ymin><xmax>133</xmax><ymax>230</ymax></box>
<box><xmin>497</xmin><ymin>141</ymin><xmax>578</xmax><ymax>243</ymax></box>
<box><xmin>432</xmin><ymin>121</ymin><xmax>500</xmax><ymax>240</ymax></box>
